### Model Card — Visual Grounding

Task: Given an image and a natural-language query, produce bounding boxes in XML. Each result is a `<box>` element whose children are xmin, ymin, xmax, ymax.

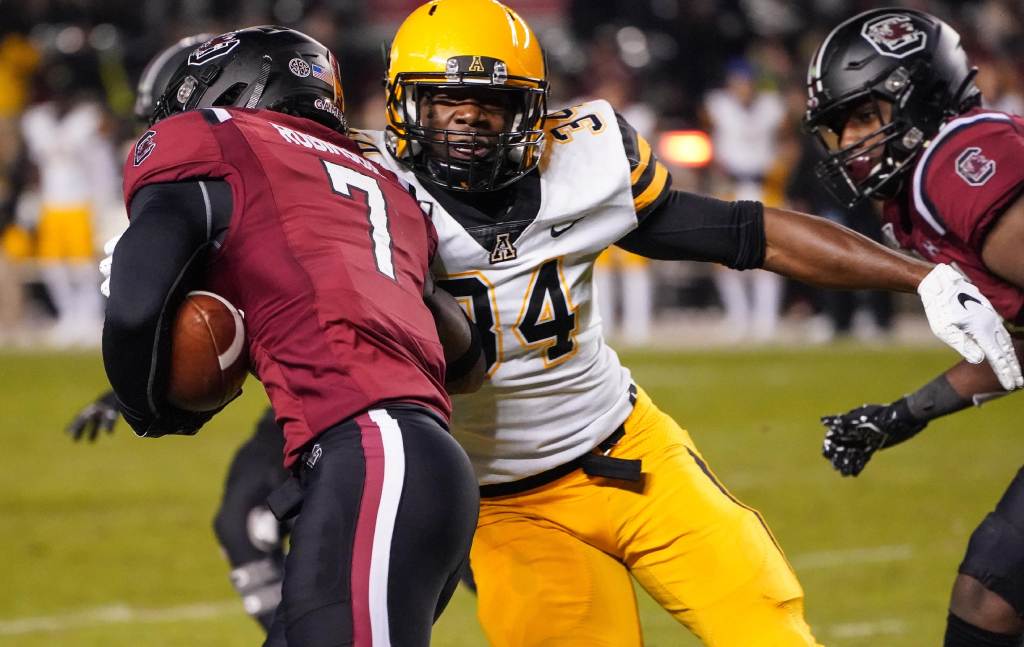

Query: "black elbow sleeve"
<box><xmin>617</xmin><ymin>191</ymin><xmax>766</xmax><ymax>269</ymax></box>
<box><xmin>730</xmin><ymin>200</ymin><xmax>766</xmax><ymax>270</ymax></box>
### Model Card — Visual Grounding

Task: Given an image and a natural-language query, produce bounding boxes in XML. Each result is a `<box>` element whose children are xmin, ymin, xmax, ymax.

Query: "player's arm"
<box><xmin>821</xmin><ymin>339</ymin><xmax>1022</xmax><ymax>477</ymax></box>
<box><xmin>618</xmin><ymin>193</ymin><xmax>1021</xmax><ymax>389</ymax></box>
<box><xmin>103</xmin><ymin>180</ymin><xmax>231</xmax><ymax>438</ymax></box>
<box><xmin>423</xmin><ymin>273</ymin><xmax>485</xmax><ymax>394</ymax></box>
<box><xmin>981</xmin><ymin>193</ymin><xmax>1024</xmax><ymax>288</ymax></box>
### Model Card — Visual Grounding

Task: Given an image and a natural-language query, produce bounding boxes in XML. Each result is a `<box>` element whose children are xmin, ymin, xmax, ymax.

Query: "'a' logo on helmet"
<box><xmin>861</xmin><ymin>14</ymin><xmax>927</xmax><ymax>59</ymax></box>
<box><xmin>468</xmin><ymin>56</ymin><xmax>485</xmax><ymax>72</ymax></box>
<box><xmin>188</xmin><ymin>33</ymin><xmax>240</xmax><ymax>66</ymax></box>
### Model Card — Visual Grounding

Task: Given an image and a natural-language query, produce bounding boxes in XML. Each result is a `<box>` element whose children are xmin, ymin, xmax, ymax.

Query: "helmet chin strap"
<box><xmin>245</xmin><ymin>55</ymin><xmax>273</xmax><ymax>109</ymax></box>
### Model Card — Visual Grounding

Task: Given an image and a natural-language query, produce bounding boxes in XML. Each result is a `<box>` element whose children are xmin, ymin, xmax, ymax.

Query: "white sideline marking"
<box><xmin>0</xmin><ymin>545</ymin><xmax>915</xmax><ymax>637</ymax></box>
<box><xmin>825</xmin><ymin>618</ymin><xmax>908</xmax><ymax>639</ymax></box>
<box><xmin>0</xmin><ymin>600</ymin><xmax>240</xmax><ymax>636</ymax></box>
<box><xmin>791</xmin><ymin>544</ymin><xmax>914</xmax><ymax>570</ymax></box>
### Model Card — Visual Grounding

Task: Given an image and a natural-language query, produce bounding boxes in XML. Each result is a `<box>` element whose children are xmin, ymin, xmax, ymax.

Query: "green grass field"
<box><xmin>1</xmin><ymin>345</ymin><xmax>1020</xmax><ymax>646</ymax></box>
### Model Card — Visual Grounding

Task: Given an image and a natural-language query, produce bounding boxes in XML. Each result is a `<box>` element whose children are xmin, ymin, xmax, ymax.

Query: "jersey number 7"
<box><xmin>322</xmin><ymin>159</ymin><xmax>395</xmax><ymax>280</ymax></box>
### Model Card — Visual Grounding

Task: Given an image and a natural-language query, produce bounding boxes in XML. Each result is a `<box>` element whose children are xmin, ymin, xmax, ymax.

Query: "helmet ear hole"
<box><xmin>214</xmin><ymin>82</ymin><xmax>249</xmax><ymax>106</ymax></box>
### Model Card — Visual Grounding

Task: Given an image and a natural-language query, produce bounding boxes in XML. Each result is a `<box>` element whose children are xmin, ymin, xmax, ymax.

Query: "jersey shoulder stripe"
<box><xmin>614</xmin><ymin>111</ymin><xmax>670</xmax><ymax>216</ymax></box>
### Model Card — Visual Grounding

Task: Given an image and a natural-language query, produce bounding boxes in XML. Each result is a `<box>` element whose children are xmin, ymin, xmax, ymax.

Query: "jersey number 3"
<box><xmin>440</xmin><ymin>259</ymin><xmax>577</xmax><ymax>374</ymax></box>
<box><xmin>322</xmin><ymin>160</ymin><xmax>395</xmax><ymax>280</ymax></box>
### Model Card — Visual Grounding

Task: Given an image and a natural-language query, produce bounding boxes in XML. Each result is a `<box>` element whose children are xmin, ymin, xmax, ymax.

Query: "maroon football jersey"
<box><xmin>124</xmin><ymin>107</ymin><xmax>450</xmax><ymax>466</ymax></box>
<box><xmin>883</xmin><ymin>108</ymin><xmax>1024</xmax><ymax>327</ymax></box>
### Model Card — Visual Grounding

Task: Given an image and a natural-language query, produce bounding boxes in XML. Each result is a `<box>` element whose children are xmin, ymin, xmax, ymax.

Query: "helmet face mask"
<box><xmin>389</xmin><ymin>78</ymin><xmax>547</xmax><ymax>192</ymax></box>
<box><xmin>384</xmin><ymin>0</ymin><xmax>548</xmax><ymax>193</ymax></box>
<box><xmin>151</xmin><ymin>26</ymin><xmax>347</xmax><ymax>134</ymax></box>
<box><xmin>804</xmin><ymin>8</ymin><xmax>981</xmax><ymax>208</ymax></box>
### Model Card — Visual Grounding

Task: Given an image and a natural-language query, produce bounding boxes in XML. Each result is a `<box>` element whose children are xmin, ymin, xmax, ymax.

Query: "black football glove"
<box><xmin>66</xmin><ymin>390</ymin><xmax>121</xmax><ymax>442</ymax></box>
<box><xmin>820</xmin><ymin>399</ymin><xmax>928</xmax><ymax>477</ymax></box>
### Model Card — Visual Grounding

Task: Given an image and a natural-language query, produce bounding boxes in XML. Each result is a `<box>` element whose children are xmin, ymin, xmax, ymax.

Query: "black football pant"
<box><xmin>959</xmin><ymin>466</ymin><xmax>1024</xmax><ymax>615</ymax></box>
<box><xmin>263</xmin><ymin>406</ymin><xmax>479</xmax><ymax>647</ymax></box>
<box><xmin>213</xmin><ymin>408</ymin><xmax>289</xmax><ymax>630</ymax></box>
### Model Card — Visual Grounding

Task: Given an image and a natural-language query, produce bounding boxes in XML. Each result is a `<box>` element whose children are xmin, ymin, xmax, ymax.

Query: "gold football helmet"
<box><xmin>385</xmin><ymin>0</ymin><xmax>548</xmax><ymax>192</ymax></box>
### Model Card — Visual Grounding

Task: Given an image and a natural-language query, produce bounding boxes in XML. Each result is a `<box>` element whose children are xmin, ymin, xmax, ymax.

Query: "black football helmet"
<box><xmin>804</xmin><ymin>8</ymin><xmax>981</xmax><ymax>207</ymax></box>
<box><xmin>134</xmin><ymin>34</ymin><xmax>214</xmax><ymax>122</ymax></box>
<box><xmin>152</xmin><ymin>26</ymin><xmax>346</xmax><ymax>133</ymax></box>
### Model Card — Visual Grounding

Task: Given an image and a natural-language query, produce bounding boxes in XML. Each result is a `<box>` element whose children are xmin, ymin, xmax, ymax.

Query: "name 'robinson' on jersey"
<box><xmin>353</xmin><ymin>99</ymin><xmax>671</xmax><ymax>484</ymax></box>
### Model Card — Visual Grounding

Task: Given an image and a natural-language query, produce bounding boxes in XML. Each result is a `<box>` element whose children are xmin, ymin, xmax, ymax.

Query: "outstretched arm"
<box><xmin>619</xmin><ymin>193</ymin><xmax>1022</xmax><ymax>389</ymax></box>
<box><xmin>762</xmin><ymin>207</ymin><xmax>930</xmax><ymax>291</ymax></box>
<box><xmin>821</xmin><ymin>339</ymin><xmax>1021</xmax><ymax>477</ymax></box>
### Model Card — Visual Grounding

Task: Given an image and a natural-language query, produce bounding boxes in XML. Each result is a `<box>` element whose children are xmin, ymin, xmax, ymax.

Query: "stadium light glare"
<box><xmin>658</xmin><ymin>130</ymin><xmax>713</xmax><ymax>168</ymax></box>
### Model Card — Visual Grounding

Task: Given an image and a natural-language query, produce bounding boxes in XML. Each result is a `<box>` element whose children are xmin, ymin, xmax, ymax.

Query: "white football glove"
<box><xmin>918</xmin><ymin>263</ymin><xmax>1023</xmax><ymax>391</ymax></box>
<box><xmin>98</xmin><ymin>232</ymin><xmax>121</xmax><ymax>298</ymax></box>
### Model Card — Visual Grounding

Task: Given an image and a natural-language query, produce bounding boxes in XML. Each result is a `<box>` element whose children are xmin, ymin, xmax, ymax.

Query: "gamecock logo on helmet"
<box><xmin>861</xmin><ymin>14</ymin><xmax>927</xmax><ymax>59</ymax></box>
<box><xmin>188</xmin><ymin>33</ymin><xmax>240</xmax><ymax>66</ymax></box>
<box><xmin>955</xmin><ymin>147</ymin><xmax>996</xmax><ymax>186</ymax></box>
<box><xmin>133</xmin><ymin>130</ymin><xmax>156</xmax><ymax>167</ymax></box>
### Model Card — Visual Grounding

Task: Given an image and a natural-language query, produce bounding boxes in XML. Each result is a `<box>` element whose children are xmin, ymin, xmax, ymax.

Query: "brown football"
<box><xmin>166</xmin><ymin>291</ymin><xmax>248</xmax><ymax>412</ymax></box>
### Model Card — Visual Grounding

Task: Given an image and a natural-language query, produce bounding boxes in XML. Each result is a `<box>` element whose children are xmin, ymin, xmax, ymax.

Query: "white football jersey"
<box><xmin>352</xmin><ymin>99</ymin><xmax>670</xmax><ymax>484</ymax></box>
<box><xmin>21</xmin><ymin>101</ymin><xmax>118</xmax><ymax>208</ymax></box>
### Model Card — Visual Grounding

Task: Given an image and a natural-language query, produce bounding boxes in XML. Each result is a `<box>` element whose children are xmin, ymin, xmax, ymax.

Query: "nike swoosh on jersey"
<box><xmin>957</xmin><ymin>293</ymin><xmax>983</xmax><ymax>308</ymax></box>
<box><xmin>550</xmin><ymin>218</ymin><xmax>583</xmax><ymax>237</ymax></box>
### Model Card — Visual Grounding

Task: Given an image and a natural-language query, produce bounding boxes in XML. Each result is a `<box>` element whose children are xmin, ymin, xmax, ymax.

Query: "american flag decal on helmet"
<box><xmin>310</xmin><ymin>63</ymin><xmax>334</xmax><ymax>84</ymax></box>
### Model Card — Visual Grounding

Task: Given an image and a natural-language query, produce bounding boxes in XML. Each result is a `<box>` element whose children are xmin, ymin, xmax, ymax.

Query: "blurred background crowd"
<box><xmin>2</xmin><ymin>0</ymin><xmax>1022</xmax><ymax>349</ymax></box>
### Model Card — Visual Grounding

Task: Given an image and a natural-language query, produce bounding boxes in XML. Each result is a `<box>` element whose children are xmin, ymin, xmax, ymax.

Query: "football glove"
<box><xmin>99</xmin><ymin>232</ymin><xmax>121</xmax><ymax>298</ymax></box>
<box><xmin>917</xmin><ymin>264</ymin><xmax>1022</xmax><ymax>391</ymax></box>
<box><xmin>820</xmin><ymin>399</ymin><xmax>927</xmax><ymax>477</ymax></box>
<box><xmin>66</xmin><ymin>390</ymin><xmax>120</xmax><ymax>442</ymax></box>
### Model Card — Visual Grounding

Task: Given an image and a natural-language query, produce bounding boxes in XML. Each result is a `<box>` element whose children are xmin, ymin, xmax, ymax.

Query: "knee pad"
<box><xmin>960</xmin><ymin>511</ymin><xmax>1024</xmax><ymax>615</ymax></box>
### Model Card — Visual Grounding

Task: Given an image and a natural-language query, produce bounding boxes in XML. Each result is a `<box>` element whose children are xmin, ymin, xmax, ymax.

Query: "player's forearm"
<box><xmin>762</xmin><ymin>207</ymin><xmax>931</xmax><ymax>291</ymax></box>
<box><xmin>943</xmin><ymin>338</ymin><xmax>1024</xmax><ymax>404</ymax></box>
<box><xmin>103</xmin><ymin>184</ymin><xmax>216</xmax><ymax>433</ymax></box>
<box><xmin>424</xmin><ymin>285</ymin><xmax>485</xmax><ymax>394</ymax></box>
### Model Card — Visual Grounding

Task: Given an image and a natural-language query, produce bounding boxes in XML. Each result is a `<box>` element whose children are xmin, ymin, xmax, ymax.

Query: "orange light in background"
<box><xmin>658</xmin><ymin>130</ymin><xmax>713</xmax><ymax>168</ymax></box>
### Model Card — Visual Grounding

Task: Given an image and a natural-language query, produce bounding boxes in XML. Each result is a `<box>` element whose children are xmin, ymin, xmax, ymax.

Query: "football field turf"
<box><xmin>1</xmin><ymin>345</ymin><xmax>1019</xmax><ymax>646</ymax></box>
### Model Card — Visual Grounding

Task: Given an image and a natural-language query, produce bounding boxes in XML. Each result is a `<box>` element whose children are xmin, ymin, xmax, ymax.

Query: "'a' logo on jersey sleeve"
<box><xmin>133</xmin><ymin>130</ymin><xmax>157</xmax><ymax>167</ymax></box>
<box><xmin>955</xmin><ymin>147</ymin><xmax>996</xmax><ymax>186</ymax></box>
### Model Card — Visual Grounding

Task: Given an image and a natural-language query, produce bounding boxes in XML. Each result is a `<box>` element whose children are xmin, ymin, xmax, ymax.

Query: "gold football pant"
<box><xmin>36</xmin><ymin>204</ymin><xmax>94</xmax><ymax>261</ymax></box>
<box><xmin>471</xmin><ymin>387</ymin><xmax>820</xmax><ymax>646</ymax></box>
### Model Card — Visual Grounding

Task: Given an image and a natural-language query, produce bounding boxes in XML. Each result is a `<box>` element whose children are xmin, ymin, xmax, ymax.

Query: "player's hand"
<box><xmin>66</xmin><ymin>391</ymin><xmax>121</xmax><ymax>442</ymax></box>
<box><xmin>917</xmin><ymin>264</ymin><xmax>1023</xmax><ymax>391</ymax></box>
<box><xmin>99</xmin><ymin>232</ymin><xmax>121</xmax><ymax>298</ymax></box>
<box><xmin>820</xmin><ymin>400</ymin><xmax>927</xmax><ymax>477</ymax></box>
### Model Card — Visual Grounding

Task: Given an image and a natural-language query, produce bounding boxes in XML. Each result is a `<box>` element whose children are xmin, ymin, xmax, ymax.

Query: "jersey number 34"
<box><xmin>440</xmin><ymin>259</ymin><xmax>578</xmax><ymax>375</ymax></box>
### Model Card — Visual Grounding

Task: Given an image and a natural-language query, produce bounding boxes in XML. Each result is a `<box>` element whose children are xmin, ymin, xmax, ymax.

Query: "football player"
<box><xmin>103</xmin><ymin>26</ymin><xmax>484</xmax><ymax>646</ymax></box>
<box><xmin>320</xmin><ymin>1</ymin><xmax>1017</xmax><ymax>645</ymax></box>
<box><xmin>67</xmin><ymin>33</ymin><xmax>296</xmax><ymax>631</ymax></box>
<box><xmin>806</xmin><ymin>8</ymin><xmax>1024</xmax><ymax>647</ymax></box>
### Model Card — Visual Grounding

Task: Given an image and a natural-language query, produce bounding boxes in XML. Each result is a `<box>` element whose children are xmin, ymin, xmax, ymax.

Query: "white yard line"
<box><xmin>791</xmin><ymin>544</ymin><xmax>914</xmax><ymax>570</ymax></box>
<box><xmin>0</xmin><ymin>600</ymin><xmax>241</xmax><ymax>636</ymax></box>
<box><xmin>0</xmin><ymin>545</ymin><xmax>916</xmax><ymax>637</ymax></box>
<box><xmin>825</xmin><ymin>618</ymin><xmax>909</xmax><ymax>639</ymax></box>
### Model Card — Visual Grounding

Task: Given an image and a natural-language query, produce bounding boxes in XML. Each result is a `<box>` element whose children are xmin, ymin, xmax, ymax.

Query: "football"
<box><xmin>166</xmin><ymin>291</ymin><xmax>248</xmax><ymax>412</ymax></box>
